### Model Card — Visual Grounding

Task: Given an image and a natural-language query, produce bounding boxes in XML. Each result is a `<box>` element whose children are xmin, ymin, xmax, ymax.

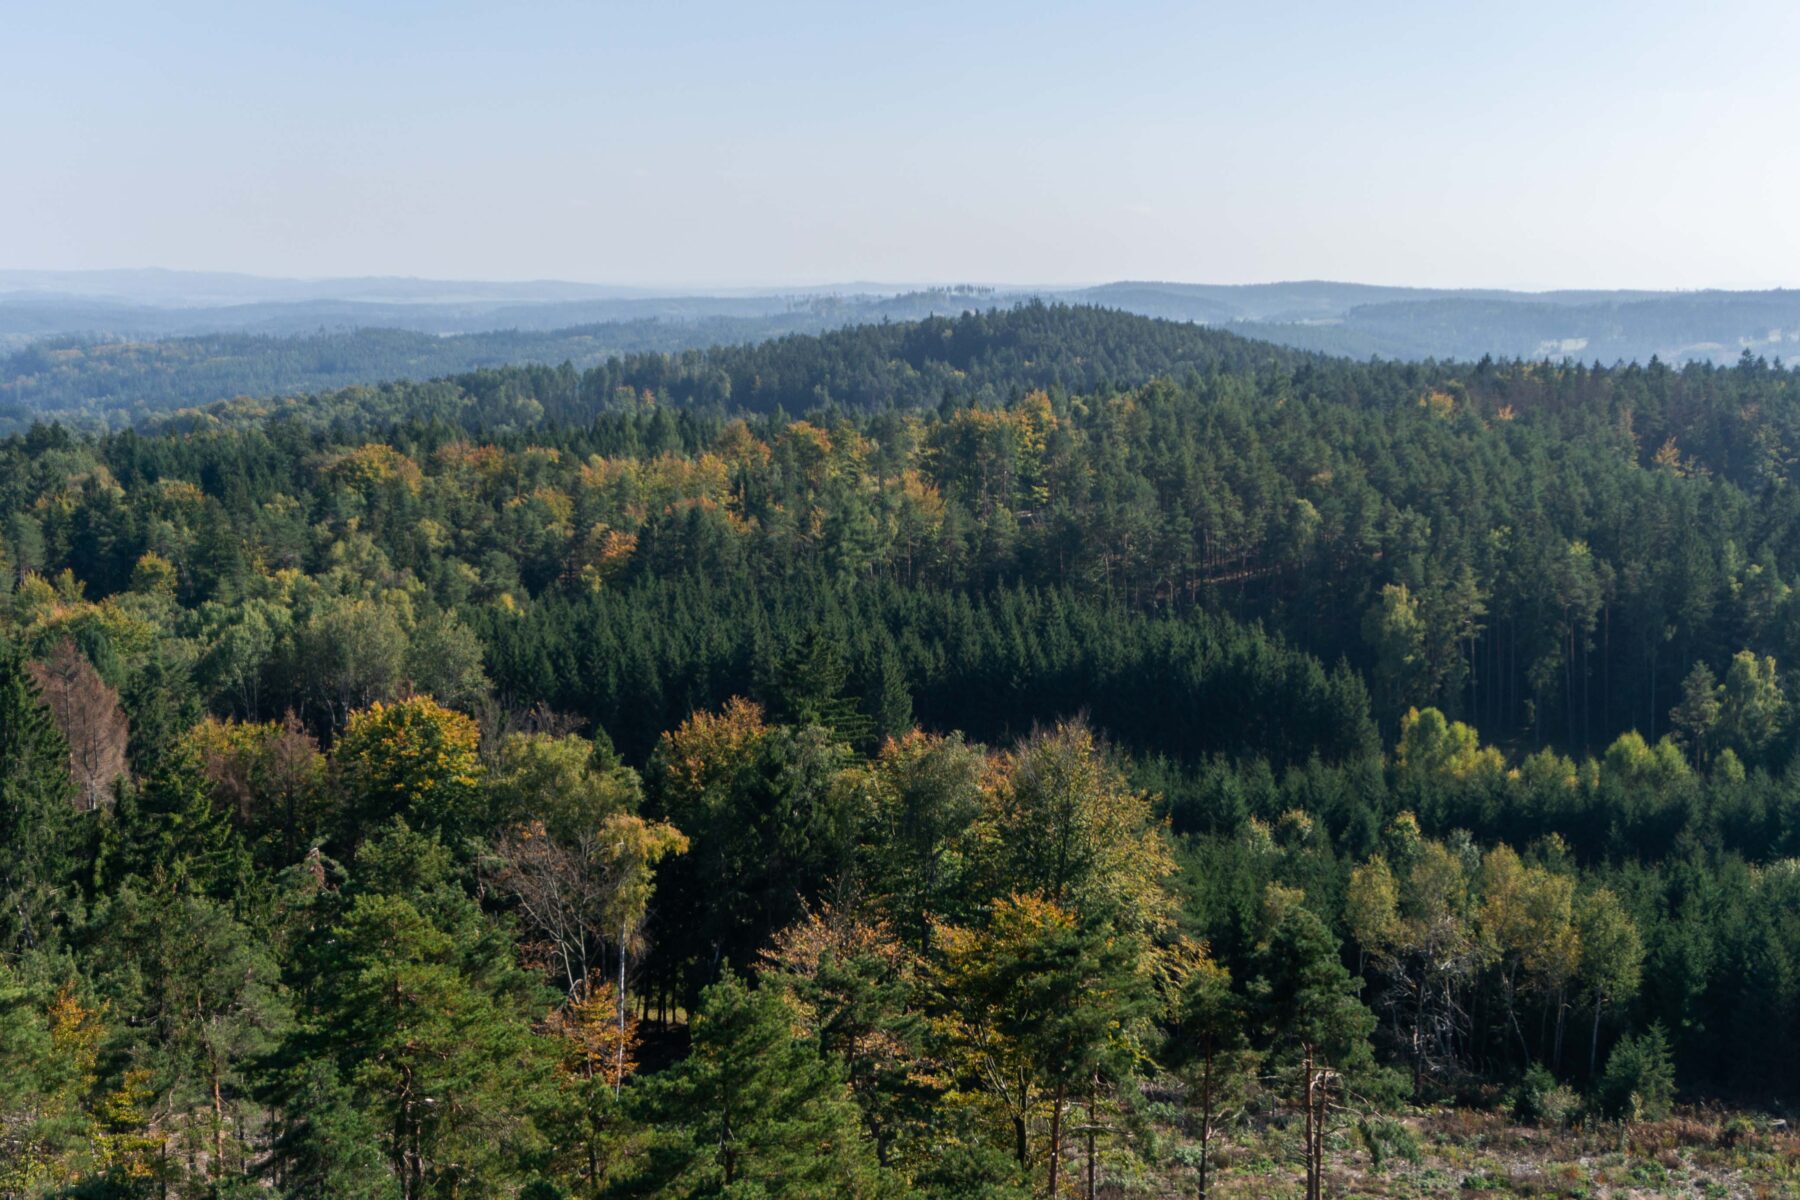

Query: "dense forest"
<box><xmin>3</xmin><ymin>305</ymin><xmax>1800</xmax><ymax>1197</ymax></box>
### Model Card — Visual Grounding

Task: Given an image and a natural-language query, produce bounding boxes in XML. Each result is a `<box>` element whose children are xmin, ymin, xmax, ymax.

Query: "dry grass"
<box><xmin>1127</xmin><ymin>1107</ymin><xmax>1800</xmax><ymax>1200</ymax></box>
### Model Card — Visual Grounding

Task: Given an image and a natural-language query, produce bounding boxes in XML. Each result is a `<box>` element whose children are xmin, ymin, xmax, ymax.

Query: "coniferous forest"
<box><xmin>6</xmin><ymin>304</ymin><xmax>1800</xmax><ymax>1197</ymax></box>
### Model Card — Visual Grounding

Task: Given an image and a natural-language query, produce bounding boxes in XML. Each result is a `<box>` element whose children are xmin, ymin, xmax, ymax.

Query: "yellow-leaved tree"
<box><xmin>977</xmin><ymin>718</ymin><xmax>1175</xmax><ymax>933</ymax></box>
<box><xmin>333</xmin><ymin>696</ymin><xmax>484</xmax><ymax>845</ymax></box>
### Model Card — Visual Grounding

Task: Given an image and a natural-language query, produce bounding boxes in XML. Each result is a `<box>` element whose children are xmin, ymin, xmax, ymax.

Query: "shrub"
<box><xmin>1513</xmin><ymin>1063</ymin><xmax>1581</xmax><ymax>1127</ymax></box>
<box><xmin>1593</xmin><ymin>1026</ymin><xmax>1676</xmax><ymax>1122</ymax></box>
<box><xmin>1718</xmin><ymin>1114</ymin><xmax>1757</xmax><ymax>1148</ymax></box>
<box><xmin>1356</xmin><ymin>1116</ymin><xmax>1422</xmax><ymax>1170</ymax></box>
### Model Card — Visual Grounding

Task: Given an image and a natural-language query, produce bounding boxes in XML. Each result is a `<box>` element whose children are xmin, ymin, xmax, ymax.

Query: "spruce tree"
<box><xmin>769</xmin><ymin>628</ymin><xmax>872</xmax><ymax>746</ymax></box>
<box><xmin>860</xmin><ymin>645</ymin><xmax>914</xmax><ymax>749</ymax></box>
<box><xmin>0</xmin><ymin>643</ymin><xmax>78</xmax><ymax>952</ymax></box>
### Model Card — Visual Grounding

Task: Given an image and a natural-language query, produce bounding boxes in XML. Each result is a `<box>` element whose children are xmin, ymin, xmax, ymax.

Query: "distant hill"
<box><xmin>0</xmin><ymin>287</ymin><xmax>965</xmax><ymax>348</ymax></box>
<box><xmin>0</xmin><ymin>290</ymin><xmax>1013</xmax><ymax>429</ymax></box>
<box><xmin>130</xmin><ymin>303</ymin><xmax>1309</xmax><ymax>435</ymax></box>
<box><xmin>7</xmin><ymin>271</ymin><xmax>1800</xmax><ymax>431</ymax></box>
<box><xmin>0</xmin><ymin>270</ymin><xmax>968</xmax><ymax>349</ymax></box>
<box><xmin>1228</xmin><ymin>291</ymin><xmax>1800</xmax><ymax>363</ymax></box>
<box><xmin>1059</xmin><ymin>281</ymin><xmax>1800</xmax><ymax>363</ymax></box>
<box><xmin>7</xmin><ymin>271</ymin><xmax>1796</xmax><ymax>368</ymax></box>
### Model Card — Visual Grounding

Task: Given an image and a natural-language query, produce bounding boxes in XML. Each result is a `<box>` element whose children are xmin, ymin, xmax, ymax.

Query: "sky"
<box><xmin>4</xmin><ymin>0</ymin><xmax>1800</xmax><ymax>291</ymax></box>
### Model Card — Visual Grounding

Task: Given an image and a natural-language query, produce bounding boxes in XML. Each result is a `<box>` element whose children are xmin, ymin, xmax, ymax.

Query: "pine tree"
<box><xmin>275</xmin><ymin>821</ymin><xmax>559</xmax><ymax>1199</ymax></box>
<box><xmin>1251</xmin><ymin>897</ymin><xmax>1377</xmax><ymax>1200</ymax></box>
<box><xmin>761</xmin><ymin>905</ymin><xmax>931</xmax><ymax>1169</ymax></box>
<box><xmin>1168</xmin><ymin>955</ymin><xmax>1256</xmax><ymax>1200</ymax></box>
<box><xmin>90</xmin><ymin>885</ymin><xmax>290</xmax><ymax>1187</ymax></box>
<box><xmin>264</xmin><ymin>1059</ymin><xmax>397</xmax><ymax>1200</ymax></box>
<box><xmin>0</xmin><ymin>969</ymin><xmax>107</xmax><ymax>1193</ymax></box>
<box><xmin>933</xmin><ymin>894</ymin><xmax>1156</xmax><ymax>1193</ymax></box>
<box><xmin>1594</xmin><ymin>1025</ymin><xmax>1676</xmax><ymax>1122</ymax></box>
<box><xmin>621</xmin><ymin>969</ymin><xmax>884</xmax><ymax>1199</ymax></box>
<box><xmin>122</xmin><ymin>647</ymin><xmax>206</xmax><ymax>778</ymax></box>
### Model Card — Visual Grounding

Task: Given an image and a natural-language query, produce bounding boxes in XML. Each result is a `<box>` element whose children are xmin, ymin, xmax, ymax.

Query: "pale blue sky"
<box><xmin>4</xmin><ymin>0</ymin><xmax>1798</xmax><ymax>289</ymax></box>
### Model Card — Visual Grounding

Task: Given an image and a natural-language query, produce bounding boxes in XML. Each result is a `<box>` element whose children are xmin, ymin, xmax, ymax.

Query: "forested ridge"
<box><xmin>13</xmin><ymin>278</ymin><xmax>1800</xmax><ymax>417</ymax></box>
<box><xmin>2</xmin><ymin>305</ymin><xmax>1800</xmax><ymax>1197</ymax></box>
<box><xmin>119</xmin><ymin>303</ymin><xmax>1307</xmax><ymax>434</ymax></box>
<box><xmin>0</xmin><ymin>289</ymin><xmax>1009</xmax><ymax>431</ymax></box>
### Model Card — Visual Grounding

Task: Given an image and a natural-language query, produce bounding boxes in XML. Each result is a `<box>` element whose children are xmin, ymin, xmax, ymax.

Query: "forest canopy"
<box><xmin>2</xmin><ymin>304</ymin><xmax>1800</xmax><ymax>1197</ymax></box>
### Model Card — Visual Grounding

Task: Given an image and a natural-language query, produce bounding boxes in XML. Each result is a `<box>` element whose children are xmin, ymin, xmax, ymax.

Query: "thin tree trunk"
<box><xmin>1313</xmin><ymin>1062</ymin><xmax>1331</xmax><ymax>1200</ymax></box>
<box><xmin>1302</xmin><ymin>1047</ymin><xmax>1317</xmax><ymax>1200</ymax></box>
<box><xmin>1197</xmin><ymin>1045</ymin><xmax>1215</xmax><ymax>1200</ymax></box>
<box><xmin>212</xmin><ymin>1071</ymin><xmax>225</xmax><ymax>1176</ymax></box>
<box><xmin>1086</xmin><ymin>1118</ymin><xmax>1097</xmax><ymax>1200</ymax></box>
<box><xmin>1589</xmin><ymin>993</ymin><xmax>1604</xmax><ymax>1079</ymax></box>
<box><xmin>1049</xmin><ymin>1078</ymin><xmax>1066</xmax><ymax>1198</ymax></box>
<box><xmin>1413</xmin><ymin>977</ymin><xmax>1427</xmax><ymax>1098</ymax></box>
<box><xmin>1506</xmin><ymin>972</ymin><xmax>1532</xmax><ymax>1066</ymax></box>
<box><xmin>1553</xmin><ymin>988</ymin><xmax>1567</xmax><ymax>1072</ymax></box>
<box><xmin>616</xmin><ymin>914</ymin><xmax>629</xmax><ymax>1098</ymax></box>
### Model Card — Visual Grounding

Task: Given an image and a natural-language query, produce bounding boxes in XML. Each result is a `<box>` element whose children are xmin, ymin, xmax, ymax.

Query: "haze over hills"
<box><xmin>6</xmin><ymin>268</ymin><xmax>1799</xmax><ymax>361</ymax></box>
<box><xmin>0</xmin><ymin>269</ymin><xmax>921</xmax><ymax>344</ymax></box>
<box><xmin>0</xmin><ymin>268</ymin><xmax>678</xmax><ymax>306</ymax></box>
<box><xmin>6</xmin><ymin>269</ymin><xmax>1800</xmax><ymax>432</ymax></box>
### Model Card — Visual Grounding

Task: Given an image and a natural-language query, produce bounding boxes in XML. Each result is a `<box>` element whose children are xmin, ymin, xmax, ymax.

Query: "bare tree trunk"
<box><xmin>1086</xmin><ymin>1119</ymin><xmax>1096</xmax><ymax>1200</ymax></box>
<box><xmin>1312</xmin><ymin>1061</ymin><xmax>1330</xmax><ymax>1200</ymax></box>
<box><xmin>1086</xmin><ymin>1075</ymin><xmax>1098</xmax><ymax>1200</ymax></box>
<box><xmin>1197</xmin><ymin>1045</ymin><xmax>1215</xmax><ymax>1200</ymax></box>
<box><xmin>1589</xmin><ymin>993</ymin><xmax>1604</xmax><ymax>1079</ymax></box>
<box><xmin>1048</xmin><ymin>1078</ymin><xmax>1066</xmax><ymax>1198</ymax></box>
<box><xmin>616</xmin><ymin>914</ymin><xmax>629</xmax><ymax>1098</ymax></box>
<box><xmin>1302</xmin><ymin>1048</ymin><xmax>1317</xmax><ymax>1200</ymax></box>
<box><xmin>1553</xmin><ymin>988</ymin><xmax>1568</xmax><ymax>1072</ymax></box>
<box><xmin>213</xmin><ymin>1070</ymin><xmax>225</xmax><ymax>1177</ymax></box>
<box><xmin>1505</xmin><ymin>972</ymin><xmax>1531</xmax><ymax>1066</ymax></box>
<box><xmin>1320</xmin><ymin>1078</ymin><xmax>1330</xmax><ymax>1200</ymax></box>
<box><xmin>1413</xmin><ymin>978</ymin><xmax>1427</xmax><ymax>1098</ymax></box>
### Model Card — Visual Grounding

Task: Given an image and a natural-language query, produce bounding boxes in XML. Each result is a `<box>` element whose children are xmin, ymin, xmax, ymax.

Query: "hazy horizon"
<box><xmin>3</xmin><ymin>267</ymin><xmax>1796</xmax><ymax>302</ymax></box>
<box><xmin>9</xmin><ymin>0</ymin><xmax>1800</xmax><ymax>291</ymax></box>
